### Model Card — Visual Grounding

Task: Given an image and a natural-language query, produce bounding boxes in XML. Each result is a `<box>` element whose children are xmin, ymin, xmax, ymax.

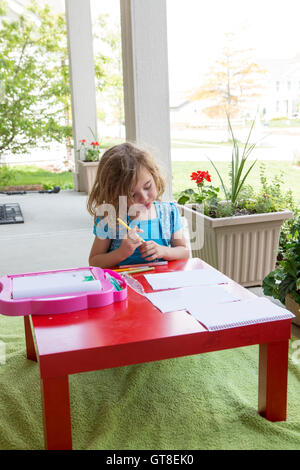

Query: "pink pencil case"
<box><xmin>0</xmin><ymin>266</ymin><xmax>127</xmax><ymax>316</ymax></box>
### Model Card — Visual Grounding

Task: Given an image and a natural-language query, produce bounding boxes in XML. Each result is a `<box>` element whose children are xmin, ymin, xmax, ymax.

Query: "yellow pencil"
<box><xmin>114</xmin><ymin>266</ymin><xmax>155</xmax><ymax>273</ymax></box>
<box><xmin>117</xmin><ymin>266</ymin><xmax>155</xmax><ymax>275</ymax></box>
<box><xmin>117</xmin><ymin>217</ymin><xmax>145</xmax><ymax>242</ymax></box>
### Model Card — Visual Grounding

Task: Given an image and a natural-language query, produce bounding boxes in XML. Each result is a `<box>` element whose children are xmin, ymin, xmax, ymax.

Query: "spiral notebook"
<box><xmin>187</xmin><ymin>297</ymin><xmax>295</xmax><ymax>331</ymax></box>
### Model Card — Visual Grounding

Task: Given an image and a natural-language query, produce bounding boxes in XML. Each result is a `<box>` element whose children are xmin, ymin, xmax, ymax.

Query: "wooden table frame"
<box><xmin>23</xmin><ymin>259</ymin><xmax>291</xmax><ymax>450</ymax></box>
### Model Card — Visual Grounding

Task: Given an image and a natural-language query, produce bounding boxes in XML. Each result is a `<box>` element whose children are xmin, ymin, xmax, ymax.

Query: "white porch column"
<box><xmin>120</xmin><ymin>0</ymin><xmax>172</xmax><ymax>200</ymax></box>
<box><xmin>65</xmin><ymin>0</ymin><xmax>97</xmax><ymax>190</ymax></box>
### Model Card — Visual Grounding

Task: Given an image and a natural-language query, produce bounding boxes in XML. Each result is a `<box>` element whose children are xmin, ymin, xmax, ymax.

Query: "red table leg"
<box><xmin>258</xmin><ymin>340</ymin><xmax>289</xmax><ymax>422</ymax></box>
<box><xmin>40</xmin><ymin>375</ymin><xmax>72</xmax><ymax>450</ymax></box>
<box><xmin>24</xmin><ymin>316</ymin><xmax>37</xmax><ymax>362</ymax></box>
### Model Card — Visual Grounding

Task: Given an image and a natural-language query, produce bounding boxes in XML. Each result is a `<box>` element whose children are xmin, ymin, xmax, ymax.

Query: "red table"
<box><xmin>24</xmin><ymin>258</ymin><xmax>292</xmax><ymax>450</ymax></box>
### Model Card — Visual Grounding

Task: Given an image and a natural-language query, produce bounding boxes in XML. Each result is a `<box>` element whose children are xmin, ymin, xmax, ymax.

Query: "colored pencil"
<box><xmin>114</xmin><ymin>266</ymin><xmax>155</xmax><ymax>275</ymax></box>
<box><xmin>117</xmin><ymin>261</ymin><xmax>168</xmax><ymax>269</ymax></box>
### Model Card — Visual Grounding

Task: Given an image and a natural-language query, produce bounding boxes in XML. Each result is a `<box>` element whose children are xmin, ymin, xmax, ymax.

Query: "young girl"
<box><xmin>87</xmin><ymin>142</ymin><xmax>189</xmax><ymax>268</ymax></box>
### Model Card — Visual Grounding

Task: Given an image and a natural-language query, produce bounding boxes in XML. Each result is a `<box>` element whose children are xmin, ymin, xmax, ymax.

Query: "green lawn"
<box><xmin>3</xmin><ymin>160</ymin><xmax>300</xmax><ymax>206</ymax></box>
<box><xmin>3</xmin><ymin>166</ymin><xmax>74</xmax><ymax>189</ymax></box>
<box><xmin>268</xmin><ymin>118</ymin><xmax>300</xmax><ymax>127</ymax></box>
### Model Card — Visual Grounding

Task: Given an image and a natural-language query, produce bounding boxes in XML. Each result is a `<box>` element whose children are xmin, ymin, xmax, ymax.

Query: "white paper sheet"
<box><xmin>144</xmin><ymin>268</ymin><xmax>229</xmax><ymax>290</ymax></box>
<box><xmin>187</xmin><ymin>297</ymin><xmax>294</xmax><ymax>331</ymax></box>
<box><xmin>12</xmin><ymin>270</ymin><xmax>102</xmax><ymax>299</ymax></box>
<box><xmin>144</xmin><ymin>285</ymin><xmax>239</xmax><ymax>313</ymax></box>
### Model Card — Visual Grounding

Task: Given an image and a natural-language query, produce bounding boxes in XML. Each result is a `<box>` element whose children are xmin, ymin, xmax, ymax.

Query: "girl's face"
<box><xmin>129</xmin><ymin>167</ymin><xmax>157</xmax><ymax>211</ymax></box>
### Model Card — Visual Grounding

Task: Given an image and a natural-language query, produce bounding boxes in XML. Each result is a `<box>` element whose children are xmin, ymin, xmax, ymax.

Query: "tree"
<box><xmin>0</xmin><ymin>1</ymin><xmax>115</xmax><ymax>157</ymax></box>
<box><xmin>93</xmin><ymin>17</ymin><xmax>124</xmax><ymax>136</ymax></box>
<box><xmin>0</xmin><ymin>1</ymin><xmax>72</xmax><ymax>156</ymax></box>
<box><xmin>191</xmin><ymin>32</ymin><xmax>266</xmax><ymax>120</ymax></box>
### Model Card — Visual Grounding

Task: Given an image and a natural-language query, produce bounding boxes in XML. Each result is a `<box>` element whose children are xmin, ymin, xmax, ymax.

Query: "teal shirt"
<box><xmin>93</xmin><ymin>201</ymin><xmax>183</xmax><ymax>265</ymax></box>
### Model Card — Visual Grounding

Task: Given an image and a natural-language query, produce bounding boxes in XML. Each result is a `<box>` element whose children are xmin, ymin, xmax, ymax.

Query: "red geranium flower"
<box><xmin>190</xmin><ymin>170</ymin><xmax>212</xmax><ymax>185</ymax></box>
<box><xmin>80</xmin><ymin>139</ymin><xmax>86</xmax><ymax>143</ymax></box>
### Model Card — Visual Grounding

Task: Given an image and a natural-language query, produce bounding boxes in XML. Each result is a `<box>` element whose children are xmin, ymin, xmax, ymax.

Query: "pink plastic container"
<box><xmin>0</xmin><ymin>267</ymin><xmax>127</xmax><ymax>316</ymax></box>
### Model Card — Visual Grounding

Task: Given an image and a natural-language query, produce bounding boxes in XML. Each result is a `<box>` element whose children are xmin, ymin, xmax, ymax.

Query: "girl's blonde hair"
<box><xmin>87</xmin><ymin>142</ymin><xmax>166</xmax><ymax>219</ymax></box>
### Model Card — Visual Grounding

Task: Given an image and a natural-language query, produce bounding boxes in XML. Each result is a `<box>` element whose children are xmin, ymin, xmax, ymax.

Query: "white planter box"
<box><xmin>177</xmin><ymin>203</ymin><xmax>293</xmax><ymax>287</ymax></box>
<box><xmin>78</xmin><ymin>161</ymin><xmax>99</xmax><ymax>194</ymax></box>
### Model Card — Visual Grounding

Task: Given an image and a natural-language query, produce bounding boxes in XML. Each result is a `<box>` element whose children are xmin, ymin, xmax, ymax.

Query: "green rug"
<box><xmin>0</xmin><ymin>315</ymin><xmax>299</xmax><ymax>450</ymax></box>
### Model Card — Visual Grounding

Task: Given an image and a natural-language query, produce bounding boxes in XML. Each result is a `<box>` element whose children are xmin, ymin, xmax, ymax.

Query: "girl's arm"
<box><xmin>163</xmin><ymin>228</ymin><xmax>190</xmax><ymax>260</ymax></box>
<box><xmin>89</xmin><ymin>237</ymin><xmax>125</xmax><ymax>268</ymax></box>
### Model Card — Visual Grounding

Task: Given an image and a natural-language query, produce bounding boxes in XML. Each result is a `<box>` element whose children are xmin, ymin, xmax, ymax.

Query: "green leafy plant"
<box><xmin>176</xmin><ymin>161</ymin><xmax>296</xmax><ymax>218</ymax></box>
<box><xmin>208</xmin><ymin>115</ymin><xmax>257</xmax><ymax>209</ymax></box>
<box><xmin>0</xmin><ymin>164</ymin><xmax>16</xmax><ymax>188</ymax></box>
<box><xmin>263</xmin><ymin>216</ymin><xmax>300</xmax><ymax>305</ymax></box>
<box><xmin>176</xmin><ymin>118</ymin><xmax>296</xmax><ymax>219</ymax></box>
<box><xmin>42</xmin><ymin>181</ymin><xmax>55</xmax><ymax>190</ymax></box>
<box><xmin>237</xmin><ymin>163</ymin><xmax>296</xmax><ymax>215</ymax></box>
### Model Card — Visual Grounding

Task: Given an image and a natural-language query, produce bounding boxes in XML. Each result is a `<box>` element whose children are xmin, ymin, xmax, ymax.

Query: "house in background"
<box><xmin>260</xmin><ymin>55</ymin><xmax>300</xmax><ymax>120</ymax></box>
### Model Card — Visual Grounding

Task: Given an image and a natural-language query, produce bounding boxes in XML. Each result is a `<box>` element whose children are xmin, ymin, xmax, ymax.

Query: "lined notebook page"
<box><xmin>187</xmin><ymin>297</ymin><xmax>294</xmax><ymax>331</ymax></box>
<box><xmin>144</xmin><ymin>285</ymin><xmax>240</xmax><ymax>313</ymax></box>
<box><xmin>144</xmin><ymin>268</ymin><xmax>229</xmax><ymax>290</ymax></box>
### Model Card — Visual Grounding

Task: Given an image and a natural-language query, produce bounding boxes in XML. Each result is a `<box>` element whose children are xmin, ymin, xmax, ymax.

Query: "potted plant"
<box><xmin>176</xmin><ymin>117</ymin><xmax>294</xmax><ymax>286</ymax></box>
<box><xmin>262</xmin><ymin>216</ymin><xmax>300</xmax><ymax>325</ymax></box>
<box><xmin>77</xmin><ymin>133</ymin><xmax>102</xmax><ymax>194</ymax></box>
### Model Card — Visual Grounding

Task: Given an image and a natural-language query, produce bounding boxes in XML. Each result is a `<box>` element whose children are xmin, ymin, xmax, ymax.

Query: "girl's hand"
<box><xmin>139</xmin><ymin>241</ymin><xmax>165</xmax><ymax>261</ymax></box>
<box><xmin>119</xmin><ymin>226</ymin><xmax>143</xmax><ymax>259</ymax></box>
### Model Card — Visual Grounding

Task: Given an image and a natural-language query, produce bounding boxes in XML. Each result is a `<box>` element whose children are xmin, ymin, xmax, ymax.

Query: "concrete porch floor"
<box><xmin>1</xmin><ymin>190</ymin><xmax>299</xmax><ymax>338</ymax></box>
<box><xmin>0</xmin><ymin>191</ymin><xmax>94</xmax><ymax>276</ymax></box>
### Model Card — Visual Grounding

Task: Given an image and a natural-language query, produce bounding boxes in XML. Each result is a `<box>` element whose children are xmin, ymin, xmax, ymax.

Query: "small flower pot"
<box><xmin>177</xmin><ymin>203</ymin><xmax>293</xmax><ymax>287</ymax></box>
<box><xmin>285</xmin><ymin>293</ymin><xmax>300</xmax><ymax>326</ymax></box>
<box><xmin>78</xmin><ymin>160</ymin><xmax>99</xmax><ymax>194</ymax></box>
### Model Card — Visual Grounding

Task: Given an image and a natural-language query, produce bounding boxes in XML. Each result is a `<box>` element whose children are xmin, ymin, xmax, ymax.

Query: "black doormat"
<box><xmin>0</xmin><ymin>203</ymin><xmax>24</xmax><ymax>224</ymax></box>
